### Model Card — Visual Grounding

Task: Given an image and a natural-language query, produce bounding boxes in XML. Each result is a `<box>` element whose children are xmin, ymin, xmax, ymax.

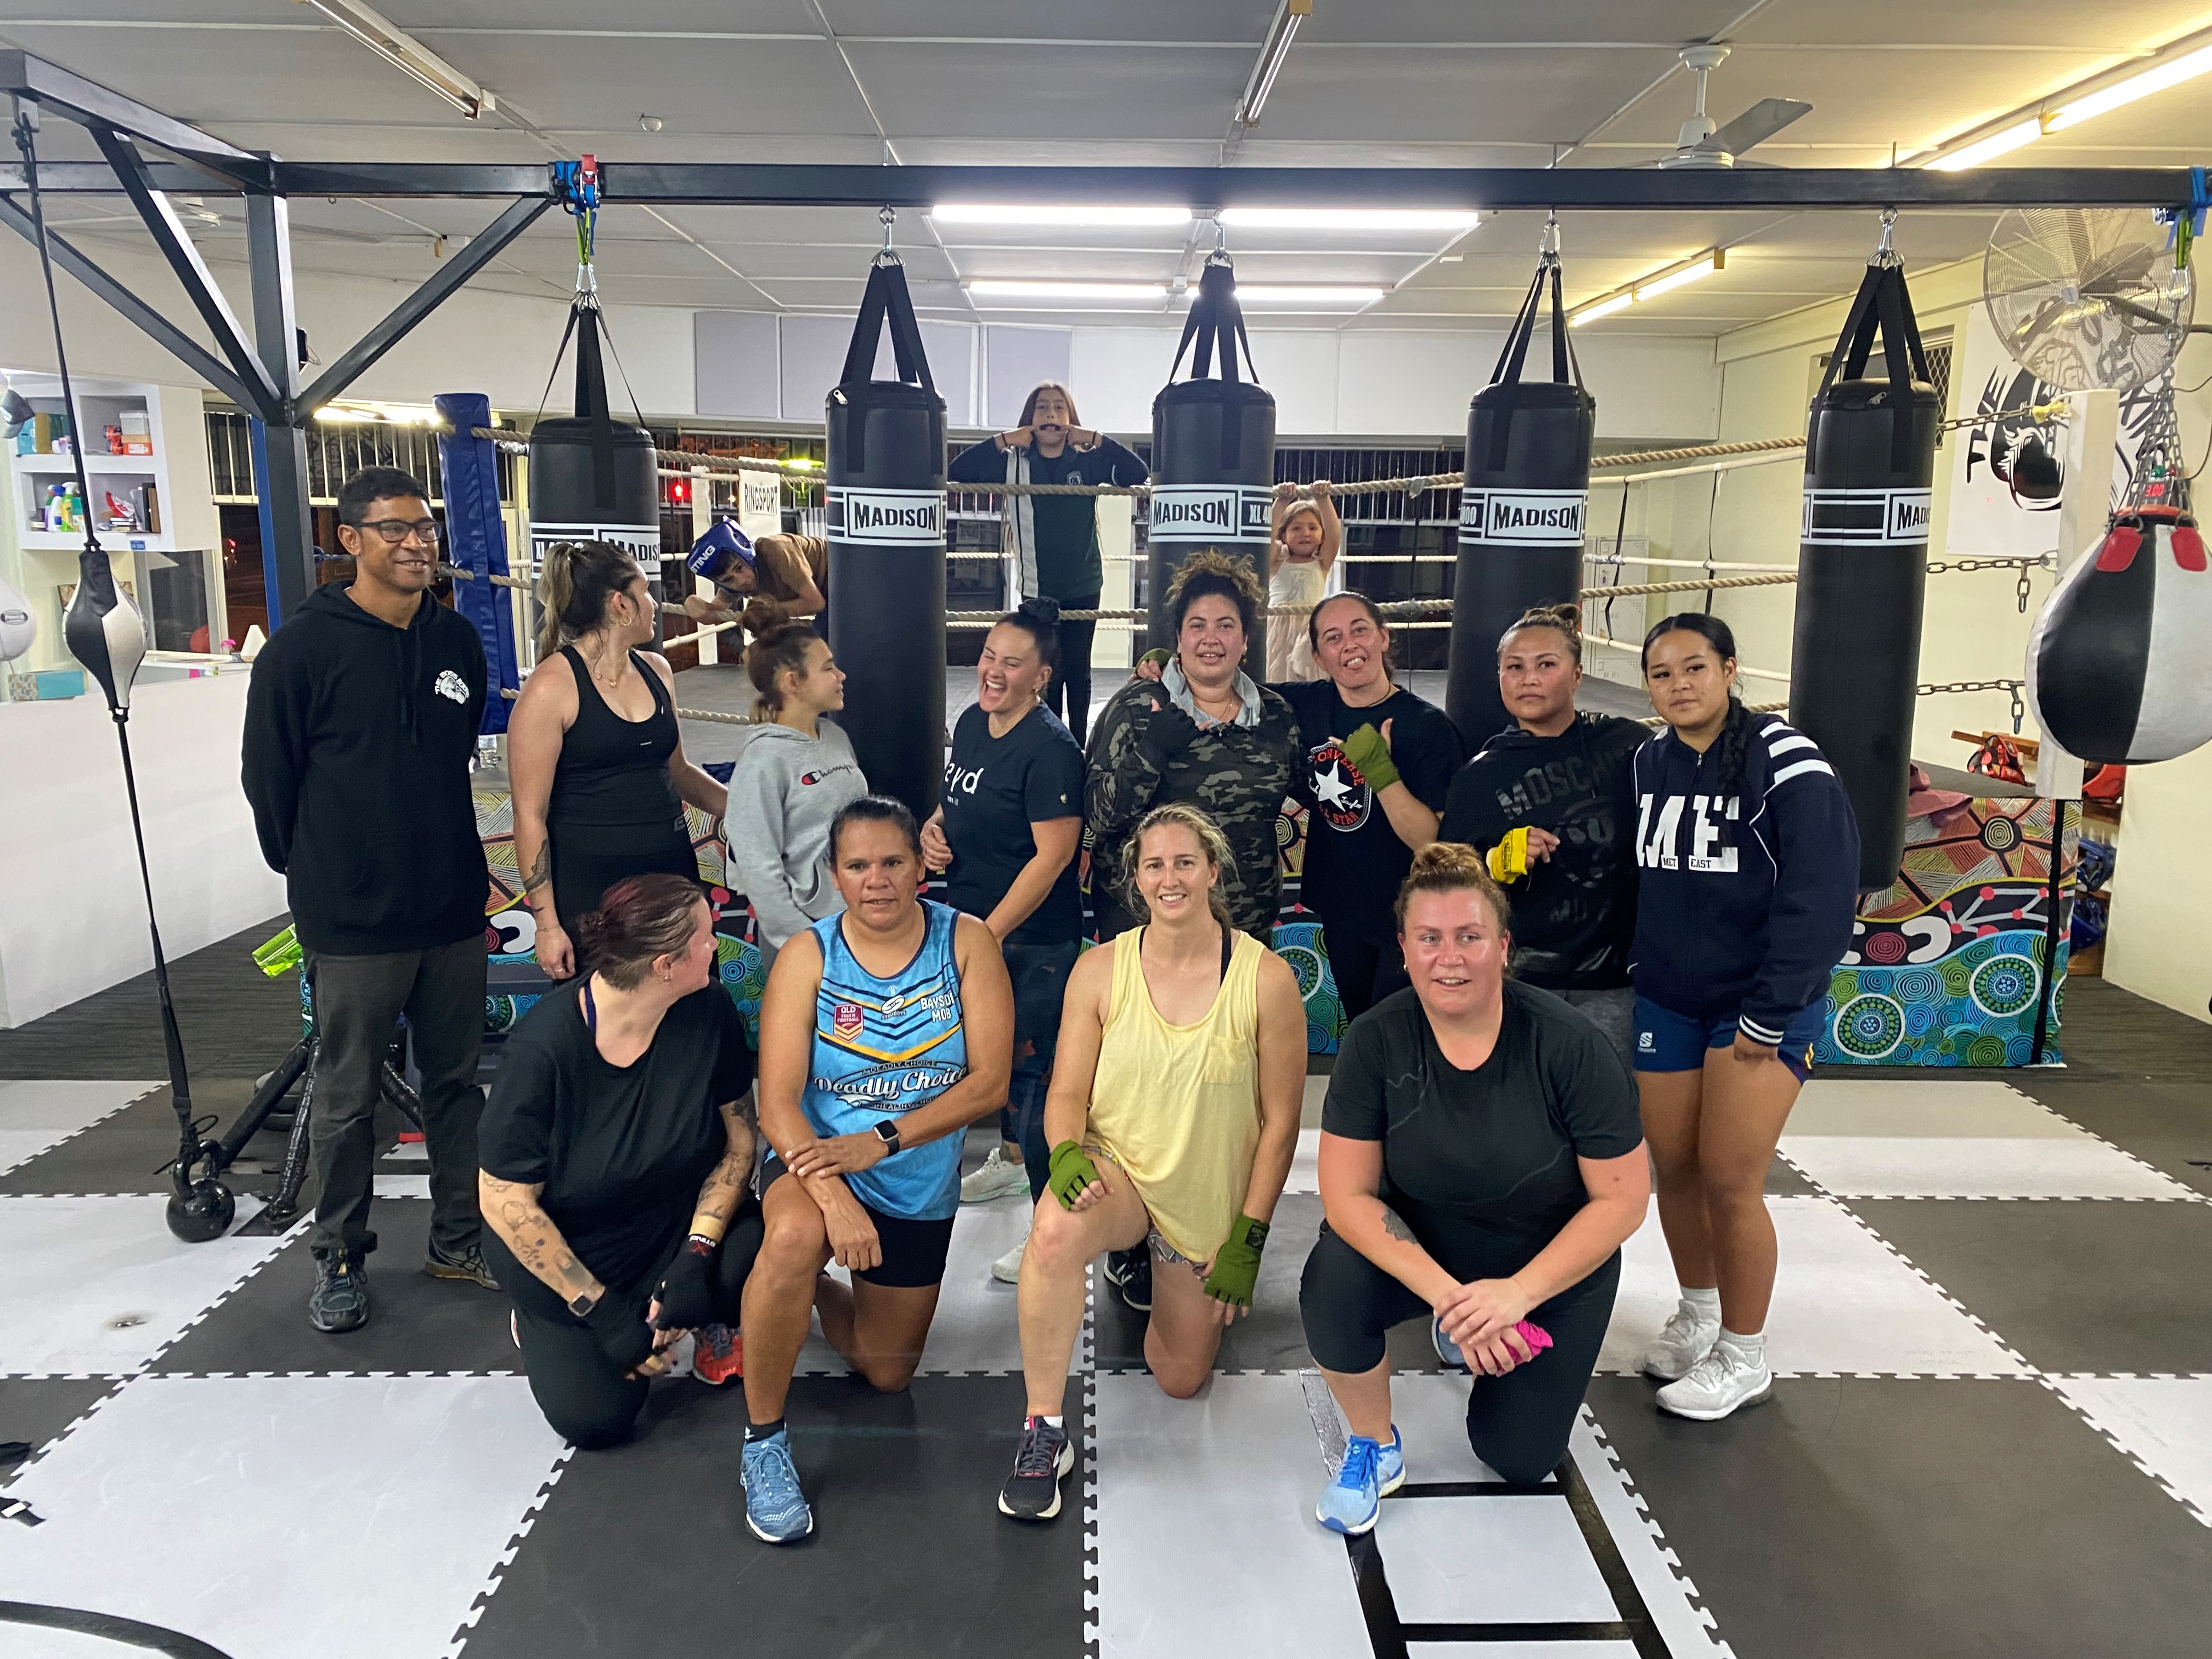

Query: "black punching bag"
<box><xmin>1789</xmin><ymin>257</ymin><xmax>1941</xmax><ymax>890</ymax></box>
<box><xmin>827</xmin><ymin>255</ymin><xmax>946</xmax><ymax>817</ymax></box>
<box><xmin>1149</xmin><ymin>255</ymin><xmax>1276</xmax><ymax>666</ymax></box>
<box><xmin>1445</xmin><ymin>256</ymin><xmax>1594</xmax><ymax>747</ymax></box>
<box><xmin>529</xmin><ymin>300</ymin><xmax>663</xmax><ymax>649</ymax></box>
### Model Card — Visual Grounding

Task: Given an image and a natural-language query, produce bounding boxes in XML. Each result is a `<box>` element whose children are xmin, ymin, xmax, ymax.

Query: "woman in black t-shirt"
<box><xmin>509</xmin><ymin>540</ymin><xmax>726</xmax><ymax>979</ymax></box>
<box><xmin>479</xmin><ymin>874</ymin><xmax>761</xmax><ymax>1449</ymax></box>
<box><xmin>1272</xmin><ymin>592</ymin><xmax>1465</xmax><ymax>1019</ymax></box>
<box><xmin>920</xmin><ymin>601</ymin><xmax>1086</xmax><ymax>1277</ymax></box>
<box><xmin>1299</xmin><ymin>844</ymin><xmax>1648</xmax><ymax>1536</ymax></box>
<box><xmin>947</xmin><ymin>382</ymin><xmax>1148</xmax><ymax>744</ymax></box>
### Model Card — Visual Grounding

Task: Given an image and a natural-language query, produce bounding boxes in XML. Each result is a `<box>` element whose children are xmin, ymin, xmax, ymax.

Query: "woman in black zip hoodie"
<box><xmin>1628</xmin><ymin>614</ymin><xmax>1857</xmax><ymax>1424</ymax></box>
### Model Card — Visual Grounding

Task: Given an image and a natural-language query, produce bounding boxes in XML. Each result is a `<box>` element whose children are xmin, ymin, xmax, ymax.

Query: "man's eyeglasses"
<box><xmin>354</xmin><ymin>518</ymin><xmax>442</xmax><ymax>546</ymax></box>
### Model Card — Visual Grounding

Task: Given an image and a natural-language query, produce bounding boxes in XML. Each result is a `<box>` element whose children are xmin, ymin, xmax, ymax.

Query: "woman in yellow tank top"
<box><xmin>995</xmin><ymin>804</ymin><xmax>1306</xmax><ymax>1524</ymax></box>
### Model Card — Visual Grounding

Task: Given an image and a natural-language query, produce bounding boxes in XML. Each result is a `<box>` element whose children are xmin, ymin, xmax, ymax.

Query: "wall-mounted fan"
<box><xmin>1656</xmin><ymin>45</ymin><xmax>1810</xmax><ymax>170</ymax></box>
<box><xmin>1984</xmin><ymin>208</ymin><xmax>2195</xmax><ymax>393</ymax></box>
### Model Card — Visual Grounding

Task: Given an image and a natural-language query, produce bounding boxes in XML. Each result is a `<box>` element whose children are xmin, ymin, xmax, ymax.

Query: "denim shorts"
<box><xmin>1632</xmin><ymin>995</ymin><xmax>1824</xmax><ymax>1084</ymax></box>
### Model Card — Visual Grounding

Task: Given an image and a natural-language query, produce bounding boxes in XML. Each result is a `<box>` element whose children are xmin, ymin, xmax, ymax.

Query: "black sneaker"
<box><xmin>998</xmin><ymin>1416</ymin><xmax>1074</xmax><ymax>1522</ymax></box>
<box><xmin>1103</xmin><ymin>1246</ymin><xmax>1152</xmax><ymax>1313</ymax></box>
<box><xmin>424</xmin><ymin>1242</ymin><xmax>500</xmax><ymax>1291</ymax></box>
<box><xmin>308</xmin><ymin>1252</ymin><xmax>371</xmax><ymax>1333</ymax></box>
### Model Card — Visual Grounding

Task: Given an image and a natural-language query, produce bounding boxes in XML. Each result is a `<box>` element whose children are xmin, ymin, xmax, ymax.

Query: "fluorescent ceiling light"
<box><xmin>1634</xmin><ymin>258</ymin><xmax>1717</xmax><ymax>301</ymax></box>
<box><xmin>1218</xmin><ymin>208</ymin><xmax>1479</xmax><ymax>231</ymax></box>
<box><xmin>2047</xmin><ymin>42</ymin><xmax>2212</xmax><ymax>129</ymax></box>
<box><xmin>1926</xmin><ymin>117</ymin><xmax>2042</xmax><ymax>172</ymax></box>
<box><xmin>1231</xmin><ymin>286</ymin><xmax>1386</xmax><ymax>307</ymax></box>
<box><xmin>297</xmin><ymin>0</ymin><xmax>496</xmax><ymax>119</ymax></box>
<box><xmin>966</xmin><ymin>281</ymin><xmax>1169</xmax><ymax>302</ymax></box>
<box><xmin>931</xmin><ymin>205</ymin><xmax>1191</xmax><ymax>227</ymax></box>
<box><xmin>1568</xmin><ymin>294</ymin><xmax>1634</xmax><ymax>328</ymax></box>
<box><xmin>1237</xmin><ymin>0</ymin><xmax>1312</xmax><ymax>127</ymax></box>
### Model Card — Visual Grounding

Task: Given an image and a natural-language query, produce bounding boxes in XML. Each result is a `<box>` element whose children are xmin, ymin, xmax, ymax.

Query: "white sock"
<box><xmin>1042</xmin><ymin>1414</ymin><xmax>1064</xmax><ymax>1430</ymax></box>
<box><xmin>1679</xmin><ymin>1286</ymin><xmax>1721</xmax><ymax>1321</ymax></box>
<box><xmin>1718</xmin><ymin>1327</ymin><xmax>1765</xmax><ymax>1361</ymax></box>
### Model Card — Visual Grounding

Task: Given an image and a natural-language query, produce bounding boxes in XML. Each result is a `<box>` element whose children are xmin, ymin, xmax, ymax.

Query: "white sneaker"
<box><xmin>1641</xmin><ymin>1304</ymin><xmax>1720</xmax><ymax>1381</ymax></box>
<box><xmin>990</xmin><ymin>1235</ymin><xmax>1027</xmax><ymax>1284</ymax></box>
<box><xmin>961</xmin><ymin>1147</ymin><xmax>1030</xmax><ymax>1205</ymax></box>
<box><xmin>1655</xmin><ymin>1340</ymin><xmax>1773</xmax><ymax>1421</ymax></box>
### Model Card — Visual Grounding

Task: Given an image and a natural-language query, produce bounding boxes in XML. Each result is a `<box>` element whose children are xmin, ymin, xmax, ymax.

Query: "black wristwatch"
<box><xmin>873</xmin><ymin>1120</ymin><xmax>902</xmax><ymax>1156</ymax></box>
<box><xmin>568</xmin><ymin>1289</ymin><xmax>596</xmax><ymax>1318</ymax></box>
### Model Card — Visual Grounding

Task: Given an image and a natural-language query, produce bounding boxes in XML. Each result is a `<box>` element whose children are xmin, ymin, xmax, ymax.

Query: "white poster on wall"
<box><xmin>735</xmin><ymin>467</ymin><xmax>783</xmax><ymax>545</ymax></box>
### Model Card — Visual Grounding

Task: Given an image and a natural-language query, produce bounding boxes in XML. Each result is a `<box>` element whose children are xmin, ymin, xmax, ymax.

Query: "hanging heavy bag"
<box><xmin>1788</xmin><ymin>256</ymin><xmax>1942</xmax><ymax>891</ymax></box>
<box><xmin>1444</xmin><ymin>255</ymin><xmax>1594</xmax><ymax>747</ymax></box>
<box><xmin>2026</xmin><ymin>506</ymin><xmax>2212</xmax><ymax>764</ymax></box>
<box><xmin>528</xmin><ymin>301</ymin><xmax>663</xmax><ymax>651</ymax></box>
<box><xmin>1148</xmin><ymin>255</ymin><xmax>1277</xmax><ymax>664</ymax></box>
<box><xmin>436</xmin><ymin>392</ymin><xmax>522</xmax><ymax>735</ymax></box>
<box><xmin>826</xmin><ymin>255</ymin><xmax>947</xmax><ymax>817</ymax></box>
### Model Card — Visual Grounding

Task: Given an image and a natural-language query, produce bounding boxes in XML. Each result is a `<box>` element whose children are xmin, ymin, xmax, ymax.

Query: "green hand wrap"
<box><xmin>1047</xmin><ymin>1140</ymin><xmax>1101</xmax><ymax>1210</ymax></box>
<box><xmin>1202</xmin><ymin>1214</ymin><xmax>1270</xmax><ymax>1307</ymax></box>
<box><xmin>1342</xmin><ymin>724</ymin><xmax>1400</xmax><ymax>794</ymax></box>
<box><xmin>1136</xmin><ymin>647</ymin><xmax>1172</xmax><ymax>675</ymax></box>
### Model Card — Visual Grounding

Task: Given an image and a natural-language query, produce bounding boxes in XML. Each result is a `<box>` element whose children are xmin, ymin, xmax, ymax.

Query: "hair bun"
<box><xmin>1409</xmin><ymin>840</ymin><xmax>1488</xmax><ymax>881</ymax></box>
<box><xmin>1018</xmin><ymin>596</ymin><xmax>1062</xmax><ymax>628</ymax></box>
<box><xmin>573</xmin><ymin>905</ymin><xmax>614</xmax><ymax>958</ymax></box>
<box><xmin>738</xmin><ymin>596</ymin><xmax>787</xmax><ymax>635</ymax></box>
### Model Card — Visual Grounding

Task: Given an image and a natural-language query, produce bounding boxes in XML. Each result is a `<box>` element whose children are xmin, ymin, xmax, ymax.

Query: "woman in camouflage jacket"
<box><xmin>1085</xmin><ymin>550</ymin><xmax>1300</xmax><ymax>939</ymax></box>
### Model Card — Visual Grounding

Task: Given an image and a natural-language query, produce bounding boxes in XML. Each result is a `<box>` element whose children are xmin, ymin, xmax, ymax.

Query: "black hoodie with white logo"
<box><xmin>242</xmin><ymin>583</ymin><xmax>488</xmax><ymax>956</ymax></box>
<box><xmin>1628</xmin><ymin>712</ymin><xmax>1859</xmax><ymax>1046</ymax></box>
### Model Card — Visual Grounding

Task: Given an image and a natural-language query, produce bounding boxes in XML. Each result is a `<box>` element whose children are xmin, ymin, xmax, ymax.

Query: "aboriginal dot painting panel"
<box><xmin>1819</xmin><ymin>795</ymin><xmax>2078</xmax><ymax>1068</ymax></box>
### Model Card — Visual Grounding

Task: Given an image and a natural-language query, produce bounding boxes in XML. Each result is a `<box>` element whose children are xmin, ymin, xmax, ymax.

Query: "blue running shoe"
<box><xmin>1317</xmin><ymin>1427</ymin><xmax>1405</xmax><ymax>1536</ymax></box>
<box><xmin>742</xmin><ymin>1428</ymin><xmax>814</xmax><ymax>1544</ymax></box>
<box><xmin>1432</xmin><ymin>1313</ymin><xmax>1468</xmax><ymax>1372</ymax></box>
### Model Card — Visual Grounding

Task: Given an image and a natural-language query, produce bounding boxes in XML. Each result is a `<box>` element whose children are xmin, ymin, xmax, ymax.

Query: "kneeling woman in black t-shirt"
<box><xmin>479</xmin><ymin>873</ymin><xmax>761</xmax><ymax>1449</ymax></box>
<box><xmin>1299</xmin><ymin>844</ymin><xmax>1648</xmax><ymax>1534</ymax></box>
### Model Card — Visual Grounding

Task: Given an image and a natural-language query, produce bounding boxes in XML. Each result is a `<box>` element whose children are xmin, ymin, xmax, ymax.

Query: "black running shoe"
<box><xmin>998</xmin><ymin>1416</ymin><xmax>1074</xmax><ymax>1522</ymax></box>
<box><xmin>308</xmin><ymin>1252</ymin><xmax>371</xmax><ymax>1333</ymax></box>
<box><xmin>1103</xmin><ymin>1246</ymin><xmax>1152</xmax><ymax>1313</ymax></box>
<box><xmin>424</xmin><ymin>1242</ymin><xmax>499</xmax><ymax>1291</ymax></box>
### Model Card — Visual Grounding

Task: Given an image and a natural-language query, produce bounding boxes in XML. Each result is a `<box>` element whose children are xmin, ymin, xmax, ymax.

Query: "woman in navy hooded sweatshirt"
<box><xmin>1628</xmin><ymin>613</ymin><xmax>1857</xmax><ymax>1424</ymax></box>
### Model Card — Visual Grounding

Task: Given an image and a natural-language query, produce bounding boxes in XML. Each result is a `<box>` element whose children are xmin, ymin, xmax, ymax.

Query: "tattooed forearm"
<box><xmin>522</xmin><ymin>842</ymin><xmax>552</xmax><ymax>896</ymax></box>
<box><xmin>482</xmin><ymin>1177</ymin><xmax>599</xmax><ymax>1301</ymax></box>
<box><xmin>692</xmin><ymin>1152</ymin><xmax>750</xmax><ymax>1228</ymax></box>
<box><xmin>1379</xmin><ymin>1205</ymin><xmax>1418</xmax><ymax>1245</ymax></box>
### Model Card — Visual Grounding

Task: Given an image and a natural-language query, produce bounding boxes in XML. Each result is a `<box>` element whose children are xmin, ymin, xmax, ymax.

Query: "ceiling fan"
<box><xmin>1657</xmin><ymin>44</ymin><xmax>1810</xmax><ymax>169</ymax></box>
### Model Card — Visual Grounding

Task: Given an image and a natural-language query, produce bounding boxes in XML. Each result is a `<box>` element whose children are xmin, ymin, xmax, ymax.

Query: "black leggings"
<box><xmin>1046</xmin><ymin>590</ymin><xmax>1099</xmax><ymax>746</ymax></box>
<box><xmin>494</xmin><ymin>1198</ymin><xmax>764</xmax><ymax>1451</ymax></box>
<box><xmin>1299</xmin><ymin>1226</ymin><xmax>1619</xmax><ymax>1486</ymax></box>
<box><xmin>1322</xmin><ymin>923</ymin><xmax>1409</xmax><ymax>1023</ymax></box>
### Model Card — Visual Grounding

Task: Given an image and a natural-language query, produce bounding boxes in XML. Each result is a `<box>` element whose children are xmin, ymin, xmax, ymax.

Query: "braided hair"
<box><xmin>1640</xmin><ymin>612</ymin><xmax>1750</xmax><ymax>845</ymax></box>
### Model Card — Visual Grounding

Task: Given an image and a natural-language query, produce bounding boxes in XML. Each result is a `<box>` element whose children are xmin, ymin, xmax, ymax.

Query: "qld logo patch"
<box><xmin>831</xmin><ymin>1002</ymin><xmax>865</xmax><ymax>1040</ymax></box>
<box><xmin>1308</xmin><ymin>739</ymin><xmax>1372</xmax><ymax>832</ymax></box>
<box><xmin>433</xmin><ymin>669</ymin><xmax>468</xmax><ymax>704</ymax></box>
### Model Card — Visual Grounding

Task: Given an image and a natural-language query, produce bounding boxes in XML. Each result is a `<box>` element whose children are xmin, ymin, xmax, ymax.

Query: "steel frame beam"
<box><xmin>0</xmin><ymin>48</ymin><xmax>267</xmax><ymax>191</ymax></box>
<box><xmin>299</xmin><ymin>194</ymin><xmax>555</xmax><ymax>409</ymax></box>
<box><xmin>246</xmin><ymin>193</ymin><xmax>316</xmax><ymax>628</ymax></box>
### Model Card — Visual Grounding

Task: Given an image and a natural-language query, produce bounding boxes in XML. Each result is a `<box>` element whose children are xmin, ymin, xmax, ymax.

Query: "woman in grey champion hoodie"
<box><xmin>724</xmin><ymin>603</ymin><xmax>867</xmax><ymax>960</ymax></box>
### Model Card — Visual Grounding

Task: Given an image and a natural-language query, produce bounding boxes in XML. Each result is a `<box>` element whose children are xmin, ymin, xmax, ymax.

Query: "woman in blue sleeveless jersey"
<box><xmin>737</xmin><ymin>795</ymin><xmax>1014</xmax><ymax>1544</ymax></box>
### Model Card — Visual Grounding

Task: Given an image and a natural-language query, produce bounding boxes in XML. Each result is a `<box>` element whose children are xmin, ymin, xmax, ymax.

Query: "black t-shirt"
<box><xmin>1323</xmin><ymin>980</ymin><xmax>1642</xmax><ymax>1277</ymax></box>
<box><xmin>479</xmin><ymin>980</ymin><xmax>754</xmax><ymax>1314</ymax></box>
<box><xmin>940</xmin><ymin>703</ymin><xmax>1086</xmax><ymax>946</ymax></box>
<box><xmin>1440</xmin><ymin>714</ymin><xmax>1647</xmax><ymax>990</ymax></box>
<box><xmin>1276</xmin><ymin>681</ymin><xmax>1465</xmax><ymax>943</ymax></box>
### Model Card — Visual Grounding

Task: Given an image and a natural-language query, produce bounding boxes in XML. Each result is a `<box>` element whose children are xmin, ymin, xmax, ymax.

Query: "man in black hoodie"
<box><xmin>244</xmin><ymin>467</ymin><xmax>496</xmax><ymax>1333</ymax></box>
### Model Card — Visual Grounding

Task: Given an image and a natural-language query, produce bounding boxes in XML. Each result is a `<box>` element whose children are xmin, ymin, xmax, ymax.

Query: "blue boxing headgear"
<box><xmin>687</xmin><ymin>518</ymin><xmax>756</xmax><ymax>579</ymax></box>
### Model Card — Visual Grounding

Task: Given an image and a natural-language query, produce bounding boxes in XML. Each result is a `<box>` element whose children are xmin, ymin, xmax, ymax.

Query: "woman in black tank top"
<box><xmin>511</xmin><ymin>541</ymin><xmax>729</xmax><ymax>978</ymax></box>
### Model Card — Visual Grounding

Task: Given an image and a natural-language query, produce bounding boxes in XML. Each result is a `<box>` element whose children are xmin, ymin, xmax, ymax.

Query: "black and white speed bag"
<box><xmin>2026</xmin><ymin>507</ymin><xmax>2212</xmax><ymax>765</ymax></box>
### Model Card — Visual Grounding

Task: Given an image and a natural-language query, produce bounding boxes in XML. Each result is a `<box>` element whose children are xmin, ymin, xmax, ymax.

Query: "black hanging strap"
<box><xmin>840</xmin><ymin>259</ymin><xmax>936</xmax><ymax>394</ymax></box>
<box><xmin>1816</xmin><ymin>260</ymin><xmax>1931</xmax><ymax>473</ymax></box>
<box><xmin>1483</xmin><ymin>257</ymin><xmax>1581</xmax><ymax>470</ymax></box>
<box><xmin>1165</xmin><ymin>259</ymin><xmax>1262</xmax><ymax>469</ymax></box>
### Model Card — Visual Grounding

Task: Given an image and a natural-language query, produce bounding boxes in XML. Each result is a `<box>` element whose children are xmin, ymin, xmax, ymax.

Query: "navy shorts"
<box><xmin>1632</xmin><ymin>995</ymin><xmax>1823</xmax><ymax>1083</ymax></box>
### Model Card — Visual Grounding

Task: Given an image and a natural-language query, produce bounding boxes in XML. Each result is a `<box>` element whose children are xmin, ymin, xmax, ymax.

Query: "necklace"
<box><xmin>580</xmin><ymin>636</ymin><xmax>628</xmax><ymax>692</ymax></box>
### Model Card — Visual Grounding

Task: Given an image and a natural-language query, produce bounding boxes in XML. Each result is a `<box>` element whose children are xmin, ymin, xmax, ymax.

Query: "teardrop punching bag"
<box><xmin>1149</xmin><ymin>255</ymin><xmax>1276</xmax><ymax>665</ymax></box>
<box><xmin>1788</xmin><ymin>256</ymin><xmax>1942</xmax><ymax>891</ymax></box>
<box><xmin>827</xmin><ymin>255</ymin><xmax>946</xmax><ymax>817</ymax></box>
<box><xmin>528</xmin><ymin>300</ymin><xmax>663</xmax><ymax>651</ymax></box>
<box><xmin>1444</xmin><ymin>253</ymin><xmax>1594</xmax><ymax>747</ymax></box>
<box><xmin>2027</xmin><ymin>506</ymin><xmax>2212</xmax><ymax>764</ymax></box>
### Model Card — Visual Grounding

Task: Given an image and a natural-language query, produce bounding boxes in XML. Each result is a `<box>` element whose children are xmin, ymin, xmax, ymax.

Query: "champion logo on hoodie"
<box><xmin>799</xmin><ymin>762</ymin><xmax>860</xmax><ymax>787</ymax></box>
<box><xmin>433</xmin><ymin>669</ymin><xmax>469</xmax><ymax>704</ymax></box>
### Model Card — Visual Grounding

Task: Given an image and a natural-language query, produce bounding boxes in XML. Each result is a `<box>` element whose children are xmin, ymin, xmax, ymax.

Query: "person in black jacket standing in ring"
<box><xmin>242</xmin><ymin>466</ymin><xmax>497</xmax><ymax>1335</ymax></box>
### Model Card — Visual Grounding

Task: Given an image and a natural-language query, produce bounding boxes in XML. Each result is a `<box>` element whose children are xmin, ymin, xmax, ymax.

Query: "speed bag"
<box><xmin>2026</xmin><ymin>507</ymin><xmax>2212</xmax><ymax>765</ymax></box>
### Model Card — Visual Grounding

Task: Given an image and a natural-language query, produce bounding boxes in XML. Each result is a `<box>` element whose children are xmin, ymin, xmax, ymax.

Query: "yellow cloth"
<box><xmin>1086</xmin><ymin>927</ymin><xmax>1265</xmax><ymax>1264</ymax></box>
<box><xmin>1487</xmin><ymin>824</ymin><xmax>1530</xmax><ymax>883</ymax></box>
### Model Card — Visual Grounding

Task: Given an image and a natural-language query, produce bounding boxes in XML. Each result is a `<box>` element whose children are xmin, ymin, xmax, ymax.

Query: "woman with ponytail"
<box><xmin>1299</xmin><ymin>843</ymin><xmax>1647</xmax><ymax>1536</ymax></box>
<box><xmin>1439</xmin><ymin>603</ymin><xmax>1646</xmax><ymax>1060</ymax></box>
<box><xmin>510</xmin><ymin>540</ymin><xmax>726</xmax><ymax>980</ymax></box>
<box><xmin>723</xmin><ymin>600</ymin><xmax>866</xmax><ymax>969</ymax></box>
<box><xmin>1627</xmin><ymin>613</ymin><xmax>1858</xmax><ymax>1422</ymax></box>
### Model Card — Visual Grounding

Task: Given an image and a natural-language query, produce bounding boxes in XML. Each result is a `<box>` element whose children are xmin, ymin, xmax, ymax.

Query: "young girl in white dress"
<box><xmin>1266</xmin><ymin>478</ymin><xmax>1341</xmax><ymax>682</ymax></box>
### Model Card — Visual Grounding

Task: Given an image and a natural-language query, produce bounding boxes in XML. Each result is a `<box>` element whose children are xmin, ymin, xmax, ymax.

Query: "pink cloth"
<box><xmin>1515</xmin><ymin>1319</ymin><xmax>1553</xmax><ymax>1354</ymax></box>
